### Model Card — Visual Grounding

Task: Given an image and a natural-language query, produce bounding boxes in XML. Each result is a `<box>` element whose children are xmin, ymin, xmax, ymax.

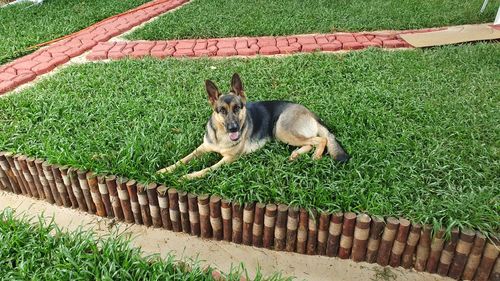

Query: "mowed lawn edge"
<box><xmin>0</xmin><ymin>208</ymin><xmax>287</xmax><ymax>280</ymax></box>
<box><xmin>0</xmin><ymin>44</ymin><xmax>499</xmax><ymax>236</ymax></box>
<box><xmin>0</xmin><ymin>0</ymin><xmax>150</xmax><ymax>65</ymax></box>
<box><xmin>126</xmin><ymin>0</ymin><xmax>498</xmax><ymax>40</ymax></box>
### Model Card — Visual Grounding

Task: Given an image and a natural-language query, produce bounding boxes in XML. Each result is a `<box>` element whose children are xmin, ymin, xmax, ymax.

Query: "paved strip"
<box><xmin>0</xmin><ymin>0</ymin><xmax>189</xmax><ymax>95</ymax></box>
<box><xmin>87</xmin><ymin>30</ymin><xmax>426</xmax><ymax>60</ymax></box>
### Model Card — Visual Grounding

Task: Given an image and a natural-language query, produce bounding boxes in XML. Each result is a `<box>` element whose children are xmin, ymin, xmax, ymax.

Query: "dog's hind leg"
<box><xmin>157</xmin><ymin>144</ymin><xmax>210</xmax><ymax>174</ymax></box>
<box><xmin>182</xmin><ymin>155</ymin><xmax>235</xmax><ymax>180</ymax></box>
<box><xmin>289</xmin><ymin>145</ymin><xmax>313</xmax><ymax>161</ymax></box>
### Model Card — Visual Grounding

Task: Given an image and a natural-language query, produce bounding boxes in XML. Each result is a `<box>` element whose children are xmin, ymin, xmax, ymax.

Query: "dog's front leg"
<box><xmin>182</xmin><ymin>155</ymin><xmax>235</xmax><ymax>180</ymax></box>
<box><xmin>157</xmin><ymin>144</ymin><xmax>209</xmax><ymax>174</ymax></box>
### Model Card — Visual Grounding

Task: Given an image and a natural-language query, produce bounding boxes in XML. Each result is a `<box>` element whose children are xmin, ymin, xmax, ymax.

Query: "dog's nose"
<box><xmin>228</xmin><ymin>123</ymin><xmax>239</xmax><ymax>132</ymax></box>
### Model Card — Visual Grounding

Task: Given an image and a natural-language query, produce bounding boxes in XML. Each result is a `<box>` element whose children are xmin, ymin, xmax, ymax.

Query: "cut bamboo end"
<box><xmin>352</xmin><ymin>213</ymin><xmax>372</xmax><ymax>262</ymax></box>
<box><xmin>296</xmin><ymin>208</ymin><xmax>309</xmax><ymax>254</ymax></box>
<box><xmin>116</xmin><ymin>177</ymin><xmax>134</xmax><ymax>223</ymax></box>
<box><xmin>147</xmin><ymin>183</ymin><xmax>162</xmax><ymax>228</ymax></box>
<box><xmin>274</xmin><ymin>204</ymin><xmax>288</xmax><ymax>251</ymax></box>
<box><xmin>263</xmin><ymin>203</ymin><xmax>277</xmax><ymax>249</ymax></box>
<box><xmin>252</xmin><ymin>203</ymin><xmax>266</xmax><ymax>247</ymax></box>
<box><xmin>242</xmin><ymin>202</ymin><xmax>255</xmax><ymax>246</ymax></box>
<box><xmin>338</xmin><ymin>212</ymin><xmax>357</xmax><ymax>259</ymax></box>
<box><xmin>437</xmin><ymin>228</ymin><xmax>460</xmax><ymax>276</ymax></box>
<box><xmin>448</xmin><ymin>229</ymin><xmax>475</xmax><ymax>279</ymax></box>
<box><xmin>187</xmin><ymin>193</ymin><xmax>200</xmax><ymax>236</ymax></box>
<box><xmin>401</xmin><ymin>223</ymin><xmax>422</xmax><ymax>269</ymax></box>
<box><xmin>221</xmin><ymin>199</ymin><xmax>232</xmax><ymax>242</ymax></box>
<box><xmin>157</xmin><ymin>185</ymin><xmax>173</xmax><ymax>230</ymax></box>
<box><xmin>198</xmin><ymin>194</ymin><xmax>212</xmax><ymax>238</ymax></box>
<box><xmin>105</xmin><ymin>175</ymin><xmax>124</xmax><ymax>221</ymax></box>
<box><xmin>462</xmin><ymin>232</ymin><xmax>486</xmax><ymax>280</ymax></box>
<box><xmin>366</xmin><ymin>215</ymin><xmax>385</xmax><ymax>263</ymax></box>
<box><xmin>97</xmin><ymin>175</ymin><xmax>114</xmax><ymax>218</ymax></box>
<box><xmin>376</xmin><ymin>217</ymin><xmax>399</xmax><ymax>266</ymax></box>
<box><xmin>388</xmin><ymin>218</ymin><xmax>411</xmax><ymax>267</ymax></box>
<box><xmin>231</xmin><ymin>202</ymin><xmax>243</xmax><ymax>244</ymax></box>
<box><xmin>167</xmin><ymin>188</ymin><xmax>180</xmax><ymax>232</ymax></box>
<box><xmin>326</xmin><ymin>211</ymin><xmax>343</xmax><ymax>257</ymax></box>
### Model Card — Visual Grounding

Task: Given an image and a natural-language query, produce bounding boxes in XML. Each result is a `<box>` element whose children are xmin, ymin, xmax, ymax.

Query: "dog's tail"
<box><xmin>318</xmin><ymin>123</ymin><xmax>350</xmax><ymax>163</ymax></box>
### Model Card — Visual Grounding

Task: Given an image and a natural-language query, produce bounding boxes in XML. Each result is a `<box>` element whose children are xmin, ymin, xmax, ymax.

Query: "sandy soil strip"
<box><xmin>0</xmin><ymin>191</ymin><xmax>450</xmax><ymax>281</ymax></box>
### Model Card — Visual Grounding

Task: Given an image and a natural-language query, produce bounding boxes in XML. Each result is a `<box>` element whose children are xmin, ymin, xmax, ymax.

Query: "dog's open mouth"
<box><xmin>229</xmin><ymin>132</ymin><xmax>240</xmax><ymax>141</ymax></box>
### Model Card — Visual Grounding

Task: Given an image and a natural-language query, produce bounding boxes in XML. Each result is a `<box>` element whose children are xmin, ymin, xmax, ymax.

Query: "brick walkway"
<box><xmin>0</xmin><ymin>0</ymin><xmax>470</xmax><ymax>96</ymax></box>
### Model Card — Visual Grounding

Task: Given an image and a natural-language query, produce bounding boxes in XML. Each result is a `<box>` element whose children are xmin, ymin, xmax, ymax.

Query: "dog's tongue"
<box><xmin>229</xmin><ymin>132</ymin><xmax>240</xmax><ymax>141</ymax></box>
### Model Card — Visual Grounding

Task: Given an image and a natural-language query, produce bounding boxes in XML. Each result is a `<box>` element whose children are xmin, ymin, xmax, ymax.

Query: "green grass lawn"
<box><xmin>0</xmin><ymin>208</ymin><xmax>287</xmax><ymax>280</ymax></box>
<box><xmin>0</xmin><ymin>0</ymin><xmax>150</xmax><ymax>65</ymax></box>
<box><xmin>0</xmin><ymin>44</ymin><xmax>499</xmax><ymax>235</ymax></box>
<box><xmin>126</xmin><ymin>0</ymin><xmax>498</xmax><ymax>40</ymax></box>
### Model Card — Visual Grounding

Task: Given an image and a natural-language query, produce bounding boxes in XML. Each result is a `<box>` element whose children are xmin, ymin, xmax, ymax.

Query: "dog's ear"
<box><xmin>205</xmin><ymin>80</ymin><xmax>220</xmax><ymax>106</ymax></box>
<box><xmin>231</xmin><ymin>73</ymin><xmax>246</xmax><ymax>102</ymax></box>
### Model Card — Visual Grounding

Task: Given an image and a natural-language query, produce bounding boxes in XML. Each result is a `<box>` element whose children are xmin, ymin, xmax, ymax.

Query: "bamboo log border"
<box><xmin>0</xmin><ymin>153</ymin><xmax>498</xmax><ymax>281</ymax></box>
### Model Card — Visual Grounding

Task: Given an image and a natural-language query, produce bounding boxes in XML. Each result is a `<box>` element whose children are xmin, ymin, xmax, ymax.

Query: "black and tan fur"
<box><xmin>158</xmin><ymin>73</ymin><xmax>349</xmax><ymax>179</ymax></box>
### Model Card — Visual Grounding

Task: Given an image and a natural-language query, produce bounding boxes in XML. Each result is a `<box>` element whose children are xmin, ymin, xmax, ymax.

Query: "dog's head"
<box><xmin>205</xmin><ymin>73</ymin><xmax>247</xmax><ymax>142</ymax></box>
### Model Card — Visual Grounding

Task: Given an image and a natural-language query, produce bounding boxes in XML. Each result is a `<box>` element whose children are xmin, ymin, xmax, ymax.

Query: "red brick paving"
<box><xmin>0</xmin><ymin>0</ymin><xmax>189</xmax><ymax>95</ymax></box>
<box><xmin>86</xmin><ymin>31</ymin><xmax>416</xmax><ymax>61</ymax></box>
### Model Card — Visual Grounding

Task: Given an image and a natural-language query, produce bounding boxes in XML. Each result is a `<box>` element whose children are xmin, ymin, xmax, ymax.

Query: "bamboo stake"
<box><xmin>210</xmin><ymin>195</ymin><xmax>223</xmax><ymax>240</ymax></box>
<box><xmin>389</xmin><ymin>218</ymin><xmax>411</xmax><ymax>267</ymax></box>
<box><xmin>18</xmin><ymin>156</ymin><xmax>39</xmax><ymax>198</ymax></box>
<box><xmin>448</xmin><ymin>229</ymin><xmax>475</xmax><ymax>279</ymax></box>
<box><xmin>426</xmin><ymin>228</ymin><xmax>446</xmax><ymax>273</ymax></box>
<box><xmin>414</xmin><ymin>225</ymin><xmax>432</xmax><ymax>271</ymax></box>
<box><xmin>14</xmin><ymin>155</ymin><xmax>31</xmax><ymax>196</ymax></box>
<box><xmin>296</xmin><ymin>208</ymin><xmax>309</xmax><ymax>254</ymax></box>
<box><xmin>138</xmin><ymin>183</ymin><xmax>152</xmax><ymax>227</ymax></box>
<box><xmin>126</xmin><ymin>180</ymin><xmax>142</xmax><ymax>224</ymax></box>
<box><xmin>117</xmin><ymin>177</ymin><xmax>134</xmax><ymax>223</ymax></box>
<box><xmin>97</xmin><ymin>176</ymin><xmax>113</xmax><ymax>217</ymax></box>
<box><xmin>147</xmin><ymin>183</ymin><xmax>162</xmax><ymax>228</ymax></box>
<box><xmin>338</xmin><ymin>212</ymin><xmax>357</xmax><ymax>259</ymax></box>
<box><xmin>27</xmin><ymin>157</ymin><xmax>44</xmax><ymax>198</ymax></box>
<box><xmin>274</xmin><ymin>204</ymin><xmax>288</xmax><ymax>251</ymax></box>
<box><xmin>306</xmin><ymin>210</ymin><xmax>318</xmax><ymax>255</ymax></box>
<box><xmin>105</xmin><ymin>175</ymin><xmax>123</xmax><ymax>221</ymax></box>
<box><xmin>77</xmin><ymin>169</ymin><xmax>94</xmax><ymax>212</ymax></box>
<box><xmin>198</xmin><ymin>194</ymin><xmax>212</xmax><ymax>238</ymax></box>
<box><xmin>401</xmin><ymin>223</ymin><xmax>422</xmax><ymax>269</ymax></box>
<box><xmin>326</xmin><ymin>212</ymin><xmax>343</xmax><ymax>257</ymax></box>
<box><xmin>0</xmin><ymin>152</ymin><xmax>21</xmax><ymax>194</ymax></box>
<box><xmin>474</xmin><ymin>239</ymin><xmax>499</xmax><ymax>281</ymax></box>
<box><xmin>87</xmin><ymin>172</ymin><xmax>106</xmax><ymax>217</ymax></box>
<box><xmin>221</xmin><ymin>199</ymin><xmax>232</xmax><ymax>242</ymax></box>
<box><xmin>53</xmin><ymin>165</ymin><xmax>71</xmax><ymax>206</ymax></box>
<box><xmin>437</xmin><ymin>228</ymin><xmax>460</xmax><ymax>276</ymax></box>
<box><xmin>462</xmin><ymin>232</ymin><xmax>486</xmax><ymax>280</ymax></box>
<box><xmin>68</xmin><ymin>168</ymin><xmax>85</xmax><ymax>211</ymax></box>
<box><xmin>242</xmin><ymin>202</ymin><xmax>255</xmax><ymax>246</ymax></box>
<box><xmin>157</xmin><ymin>185</ymin><xmax>173</xmax><ymax>230</ymax></box>
<box><xmin>187</xmin><ymin>193</ymin><xmax>199</xmax><ymax>236</ymax></box>
<box><xmin>366</xmin><ymin>216</ymin><xmax>385</xmax><ymax>263</ymax></box>
<box><xmin>60</xmin><ymin>166</ymin><xmax>78</xmax><ymax>208</ymax></box>
<box><xmin>179</xmin><ymin>191</ymin><xmax>190</xmax><ymax>233</ymax></box>
<box><xmin>231</xmin><ymin>202</ymin><xmax>243</xmax><ymax>243</ymax></box>
<box><xmin>263</xmin><ymin>204</ymin><xmax>277</xmax><ymax>249</ymax></box>
<box><xmin>285</xmin><ymin>206</ymin><xmax>299</xmax><ymax>252</ymax></box>
<box><xmin>352</xmin><ymin>214</ymin><xmax>372</xmax><ymax>262</ymax></box>
<box><xmin>167</xmin><ymin>188</ymin><xmax>180</xmax><ymax>231</ymax></box>
<box><xmin>376</xmin><ymin>217</ymin><xmax>399</xmax><ymax>266</ymax></box>
<box><xmin>252</xmin><ymin>203</ymin><xmax>265</xmax><ymax>247</ymax></box>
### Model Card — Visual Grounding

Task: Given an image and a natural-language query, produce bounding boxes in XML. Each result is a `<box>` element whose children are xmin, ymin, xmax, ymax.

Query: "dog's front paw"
<box><xmin>157</xmin><ymin>165</ymin><xmax>177</xmax><ymax>174</ymax></box>
<box><xmin>182</xmin><ymin>171</ymin><xmax>206</xmax><ymax>180</ymax></box>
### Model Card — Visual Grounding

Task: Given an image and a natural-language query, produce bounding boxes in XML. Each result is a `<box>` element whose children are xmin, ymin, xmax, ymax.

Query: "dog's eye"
<box><xmin>233</xmin><ymin>106</ymin><xmax>240</xmax><ymax>113</ymax></box>
<box><xmin>219</xmin><ymin>108</ymin><xmax>227</xmax><ymax>115</ymax></box>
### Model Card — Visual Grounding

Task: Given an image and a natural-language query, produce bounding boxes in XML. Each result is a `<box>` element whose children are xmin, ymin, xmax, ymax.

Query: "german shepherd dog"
<box><xmin>158</xmin><ymin>73</ymin><xmax>349</xmax><ymax>179</ymax></box>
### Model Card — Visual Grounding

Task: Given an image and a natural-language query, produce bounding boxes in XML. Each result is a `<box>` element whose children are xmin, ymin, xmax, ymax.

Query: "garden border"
<box><xmin>0</xmin><ymin>151</ymin><xmax>498</xmax><ymax>281</ymax></box>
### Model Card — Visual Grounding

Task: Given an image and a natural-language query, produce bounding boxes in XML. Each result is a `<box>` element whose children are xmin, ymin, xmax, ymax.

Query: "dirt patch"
<box><xmin>0</xmin><ymin>191</ymin><xmax>451</xmax><ymax>281</ymax></box>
